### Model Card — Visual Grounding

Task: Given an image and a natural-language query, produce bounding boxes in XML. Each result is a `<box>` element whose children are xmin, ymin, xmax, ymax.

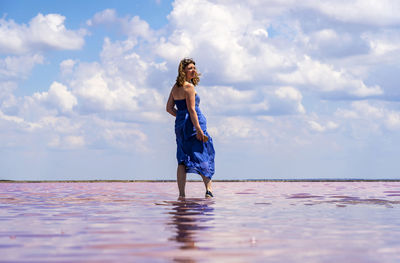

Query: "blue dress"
<box><xmin>174</xmin><ymin>94</ymin><xmax>215</xmax><ymax>179</ymax></box>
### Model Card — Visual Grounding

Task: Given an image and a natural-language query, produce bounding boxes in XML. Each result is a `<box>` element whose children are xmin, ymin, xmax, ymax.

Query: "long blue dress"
<box><xmin>174</xmin><ymin>94</ymin><xmax>215</xmax><ymax>179</ymax></box>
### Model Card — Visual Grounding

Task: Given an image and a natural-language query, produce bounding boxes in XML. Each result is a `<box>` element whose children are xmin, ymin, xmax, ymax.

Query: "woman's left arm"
<box><xmin>166</xmin><ymin>89</ymin><xmax>177</xmax><ymax>117</ymax></box>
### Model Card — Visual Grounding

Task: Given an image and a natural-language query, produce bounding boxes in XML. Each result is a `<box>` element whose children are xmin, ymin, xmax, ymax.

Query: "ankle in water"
<box><xmin>205</xmin><ymin>190</ymin><xmax>213</xmax><ymax>198</ymax></box>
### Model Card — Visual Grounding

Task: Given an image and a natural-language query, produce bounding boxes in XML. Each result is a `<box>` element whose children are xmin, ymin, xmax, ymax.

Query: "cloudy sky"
<box><xmin>1</xmin><ymin>0</ymin><xmax>400</xmax><ymax>181</ymax></box>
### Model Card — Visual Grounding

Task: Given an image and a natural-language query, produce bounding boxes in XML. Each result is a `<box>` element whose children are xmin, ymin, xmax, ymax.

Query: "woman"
<box><xmin>166</xmin><ymin>58</ymin><xmax>215</xmax><ymax>198</ymax></box>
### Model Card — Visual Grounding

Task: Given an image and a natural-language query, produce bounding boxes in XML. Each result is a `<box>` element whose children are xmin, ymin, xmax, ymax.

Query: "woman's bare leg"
<box><xmin>201</xmin><ymin>174</ymin><xmax>212</xmax><ymax>193</ymax></box>
<box><xmin>177</xmin><ymin>165</ymin><xmax>186</xmax><ymax>198</ymax></box>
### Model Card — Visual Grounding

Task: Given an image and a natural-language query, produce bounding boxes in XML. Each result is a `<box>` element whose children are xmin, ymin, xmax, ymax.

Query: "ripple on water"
<box><xmin>0</xmin><ymin>182</ymin><xmax>400</xmax><ymax>262</ymax></box>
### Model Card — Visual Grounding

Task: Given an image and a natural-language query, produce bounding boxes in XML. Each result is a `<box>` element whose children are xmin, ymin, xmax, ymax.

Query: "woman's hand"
<box><xmin>196</xmin><ymin>128</ymin><xmax>206</xmax><ymax>142</ymax></box>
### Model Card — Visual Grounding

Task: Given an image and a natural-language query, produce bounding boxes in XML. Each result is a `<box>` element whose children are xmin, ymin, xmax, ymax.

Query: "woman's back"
<box><xmin>174</xmin><ymin>94</ymin><xmax>200</xmax><ymax>111</ymax></box>
<box><xmin>171</xmin><ymin>85</ymin><xmax>186</xmax><ymax>101</ymax></box>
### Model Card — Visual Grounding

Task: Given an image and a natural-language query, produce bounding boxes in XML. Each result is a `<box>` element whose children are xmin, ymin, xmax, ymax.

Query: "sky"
<box><xmin>1</xmin><ymin>0</ymin><xmax>400</xmax><ymax>181</ymax></box>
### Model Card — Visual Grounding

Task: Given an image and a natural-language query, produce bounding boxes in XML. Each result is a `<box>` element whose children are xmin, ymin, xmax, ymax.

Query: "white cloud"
<box><xmin>0</xmin><ymin>47</ymin><xmax>43</xmax><ymax>109</ymax></box>
<box><xmin>0</xmin><ymin>54</ymin><xmax>45</xmax><ymax>113</ymax></box>
<box><xmin>209</xmin><ymin>116</ymin><xmax>268</xmax><ymax>142</ymax></box>
<box><xmin>87</xmin><ymin>9</ymin><xmax>153</xmax><ymax>41</ymax></box>
<box><xmin>100</xmin><ymin>125</ymin><xmax>148</xmax><ymax>151</ymax></box>
<box><xmin>351</xmin><ymin>101</ymin><xmax>384</xmax><ymax>119</ymax></box>
<box><xmin>335</xmin><ymin>101</ymin><xmax>383</xmax><ymax>120</ymax></box>
<box><xmin>308</xmin><ymin>120</ymin><xmax>339</xmax><ymax>133</ymax></box>
<box><xmin>73</xmin><ymin>71</ymin><xmax>119</xmax><ymax>111</ymax></box>
<box><xmin>275</xmin><ymin>86</ymin><xmax>302</xmax><ymax>101</ymax></box>
<box><xmin>153</xmin><ymin>0</ymin><xmax>389</xmax><ymax>102</ymax></box>
<box><xmin>0</xmin><ymin>54</ymin><xmax>44</xmax><ymax>80</ymax></box>
<box><xmin>239</xmin><ymin>0</ymin><xmax>400</xmax><ymax>26</ymax></box>
<box><xmin>60</xmin><ymin>59</ymin><xmax>77</xmax><ymax>76</ymax></box>
<box><xmin>100</xmin><ymin>38</ymin><xmax>149</xmax><ymax>85</ymax></box>
<box><xmin>200</xmin><ymin>85</ymin><xmax>305</xmax><ymax>116</ymax></box>
<box><xmin>278</xmin><ymin>56</ymin><xmax>383</xmax><ymax>98</ymax></box>
<box><xmin>274</xmin><ymin>86</ymin><xmax>305</xmax><ymax>114</ymax></box>
<box><xmin>23</xmin><ymin>35</ymin><xmax>164</xmax><ymax>126</ymax></box>
<box><xmin>362</xmin><ymin>30</ymin><xmax>400</xmax><ymax>57</ymax></box>
<box><xmin>75</xmin><ymin>116</ymin><xmax>149</xmax><ymax>152</ymax></box>
<box><xmin>87</xmin><ymin>9</ymin><xmax>118</xmax><ymax>26</ymax></box>
<box><xmin>157</xmin><ymin>0</ymin><xmax>289</xmax><ymax>83</ymax></box>
<box><xmin>252</xmin><ymin>28</ymin><xmax>269</xmax><ymax>39</ymax></box>
<box><xmin>0</xmin><ymin>82</ymin><xmax>17</xmax><ymax>103</ymax></box>
<box><xmin>33</xmin><ymin>82</ymin><xmax>77</xmax><ymax>113</ymax></box>
<box><xmin>334</xmin><ymin>108</ymin><xmax>359</xmax><ymax>119</ymax></box>
<box><xmin>0</xmin><ymin>109</ymin><xmax>40</xmax><ymax>131</ymax></box>
<box><xmin>200</xmin><ymin>85</ymin><xmax>258</xmax><ymax>114</ymax></box>
<box><xmin>48</xmin><ymin>135</ymin><xmax>85</xmax><ymax>149</ymax></box>
<box><xmin>0</xmin><ymin>105</ymin><xmax>150</xmax><ymax>151</ymax></box>
<box><xmin>38</xmin><ymin>116</ymin><xmax>81</xmax><ymax>134</ymax></box>
<box><xmin>385</xmin><ymin>112</ymin><xmax>400</xmax><ymax>130</ymax></box>
<box><xmin>68</xmin><ymin>62</ymin><xmax>164</xmax><ymax>120</ymax></box>
<box><xmin>0</xmin><ymin>13</ymin><xmax>86</xmax><ymax>54</ymax></box>
<box><xmin>311</xmin><ymin>0</ymin><xmax>400</xmax><ymax>26</ymax></box>
<box><xmin>64</xmin><ymin>135</ymin><xmax>85</xmax><ymax>147</ymax></box>
<box><xmin>305</xmin><ymin>29</ymin><xmax>369</xmax><ymax>58</ymax></box>
<box><xmin>335</xmin><ymin>101</ymin><xmax>400</xmax><ymax>133</ymax></box>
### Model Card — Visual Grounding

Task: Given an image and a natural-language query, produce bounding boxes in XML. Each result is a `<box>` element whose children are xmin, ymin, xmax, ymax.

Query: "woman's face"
<box><xmin>184</xmin><ymin>63</ymin><xmax>196</xmax><ymax>80</ymax></box>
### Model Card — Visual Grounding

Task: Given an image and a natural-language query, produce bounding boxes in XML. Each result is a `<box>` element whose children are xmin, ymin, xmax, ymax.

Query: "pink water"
<box><xmin>1</xmin><ymin>182</ymin><xmax>400</xmax><ymax>263</ymax></box>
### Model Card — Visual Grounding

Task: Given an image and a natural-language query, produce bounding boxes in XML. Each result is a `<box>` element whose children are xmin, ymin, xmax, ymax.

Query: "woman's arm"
<box><xmin>166</xmin><ymin>88</ymin><xmax>177</xmax><ymax>117</ymax></box>
<box><xmin>184</xmin><ymin>83</ymin><xmax>206</xmax><ymax>142</ymax></box>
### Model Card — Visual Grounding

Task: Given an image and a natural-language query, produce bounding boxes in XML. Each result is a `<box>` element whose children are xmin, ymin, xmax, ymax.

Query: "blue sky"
<box><xmin>1</xmin><ymin>0</ymin><xmax>400</xmax><ymax>180</ymax></box>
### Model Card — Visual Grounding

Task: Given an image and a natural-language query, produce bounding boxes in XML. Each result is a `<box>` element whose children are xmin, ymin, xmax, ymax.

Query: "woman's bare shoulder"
<box><xmin>170</xmin><ymin>84</ymin><xmax>178</xmax><ymax>95</ymax></box>
<box><xmin>171</xmin><ymin>83</ymin><xmax>178</xmax><ymax>91</ymax></box>
<box><xmin>183</xmin><ymin>82</ymin><xmax>195</xmax><ymax>94</ymax></box>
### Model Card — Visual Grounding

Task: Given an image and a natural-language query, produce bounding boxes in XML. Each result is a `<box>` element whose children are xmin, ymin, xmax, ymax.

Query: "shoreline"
<box><xmin>1</xmin><ymin>179</ymin><xmax>400</xmax><ymax>183</ymax></box>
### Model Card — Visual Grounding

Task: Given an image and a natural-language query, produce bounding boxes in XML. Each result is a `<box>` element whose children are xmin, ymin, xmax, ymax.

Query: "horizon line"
<box><xmin>1</xmin><ymin>179</ymin><xmax>400</xmax><ymax>183</ymax></box>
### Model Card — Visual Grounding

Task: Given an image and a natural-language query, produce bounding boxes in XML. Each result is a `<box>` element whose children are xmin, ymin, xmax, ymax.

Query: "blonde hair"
<box><xmin>175</xmin><ymin>58</ymin><xmax>200</xmax><ymax>87</ymax></box>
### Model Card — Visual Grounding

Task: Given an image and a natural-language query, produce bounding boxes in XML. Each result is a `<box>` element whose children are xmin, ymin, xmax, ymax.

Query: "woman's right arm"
<box><xmin>166</xmin><ymin>87</ymin><xmax>177</xmax><ymax>117</ymax></box>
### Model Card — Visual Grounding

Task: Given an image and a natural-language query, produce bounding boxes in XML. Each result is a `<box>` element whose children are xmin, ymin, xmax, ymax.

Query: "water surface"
<box><xmin>1</xmin><ymin>182</ymin><xmax>400</xmax><ymax>262</ymax></box>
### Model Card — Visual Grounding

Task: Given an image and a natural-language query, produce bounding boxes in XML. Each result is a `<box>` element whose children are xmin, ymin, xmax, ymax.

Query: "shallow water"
<box><xmin>1</xmin><ymin>182</ymin><xmax>400</xmax><ymax>262</ymax></box>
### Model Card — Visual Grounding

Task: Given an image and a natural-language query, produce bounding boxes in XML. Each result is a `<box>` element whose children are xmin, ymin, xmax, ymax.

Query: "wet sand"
<box><xmin>1</xmin><ymin>181</ymin><xmax>400</xmax><ymax>262</ymax></box>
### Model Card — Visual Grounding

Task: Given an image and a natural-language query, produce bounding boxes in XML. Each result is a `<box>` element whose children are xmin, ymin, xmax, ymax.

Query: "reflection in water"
<box><xmin>2</xmin><ymin>182</ymin><xmax>400</xmax><ymax>262</ymax></box>
<box><xmin>167</xmin><ymin>198</ymin><xmax>214</xmax><ymax>251</ymax></box>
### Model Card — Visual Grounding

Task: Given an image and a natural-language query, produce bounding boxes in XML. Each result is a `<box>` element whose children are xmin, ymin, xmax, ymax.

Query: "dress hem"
<box><xmin>178</xmin><ymin>161</ymin><xmax>213</xmax><ymax>179</ymax></box>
